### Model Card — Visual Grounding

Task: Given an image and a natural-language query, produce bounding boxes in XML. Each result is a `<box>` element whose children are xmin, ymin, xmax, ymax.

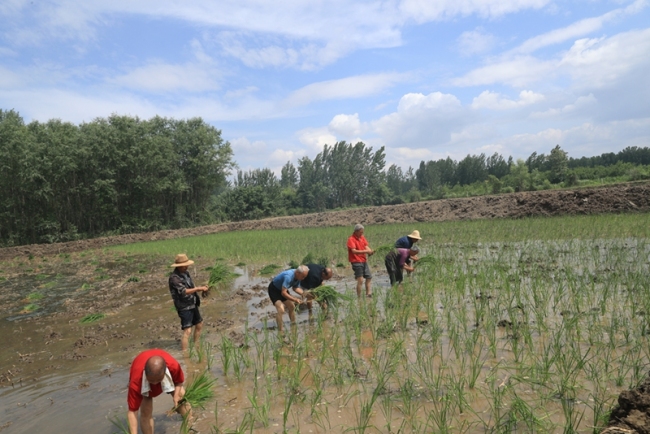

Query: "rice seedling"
<box><xmin>259</xmin><ymin>263</ymin><xmax>281</xmax><ymax>275</ymax></box>
<box><xmin>306</xmin><ymin>285</ymin><xmax>352</xmax><ymax>308</ymax></box>
<box><xmin>108</xmin><ymin>415</ymin><xmax>129</xmax><ymax>434</ymax></box>
<box><xmin>178</xmin><ymin>369</ymin><xmax>215</xmax><ymax>410</ymax></box>
<box><xmin>207</xmin><ymin>260</ymin><xmax>235</xmax><ymax>295</ymax></box>
<box><xmin>80</xmin><ymin>313</ymin><xmax>105</xmax><ymax>323</ymax></box>
<box><xmin>301</xmin><ymin>252</ymin><xmax>315</xmax><ymax>264</ymax></box>
<box><xmin>26</xmin><ymin>292</ymin><xmax>43</xmax><ymax>301</ymax></box>
<box><xmin>21</xmin><ymin>303</ymin><xmax>39</xmax><ymax>313</ymax></box>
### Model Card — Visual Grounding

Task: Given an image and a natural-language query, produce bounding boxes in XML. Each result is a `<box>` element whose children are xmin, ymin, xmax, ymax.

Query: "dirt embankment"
<box><xmin>1</xmin><ymin>182</ymin><xmax>649</xmax><ymax>260</ymax></box>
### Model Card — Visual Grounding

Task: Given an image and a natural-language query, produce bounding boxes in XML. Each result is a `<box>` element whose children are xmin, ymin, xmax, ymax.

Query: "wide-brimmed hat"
<box><xmin>408</xmin><ymin>230</ymin><xmax>422</xmax><ymax>240</ymax></box>
<box><xmin>171</xmin><ymin>253</ymin><xmax>194</xmax><ymax>267</ymax></box>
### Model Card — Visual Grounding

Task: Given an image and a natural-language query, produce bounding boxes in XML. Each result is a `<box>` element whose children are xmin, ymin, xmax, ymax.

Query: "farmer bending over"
<box><xmin>300</xmin><ymin>264</ymin><xmax>334</xmax><ymax>310</ymax></box>
<box><xmin>385</xmin><ymin>245</ymin><xmax>420</xmax><ymax>288</ymax></box>
<box><xmin>268</xmin><ymin>265</ymin><xmax>309</xmax><ymax>331</ymax></box>
<box><xmin>127</xmin><ymin>349</ymin><xmax>188</xmax><ymax>434</ymax></box>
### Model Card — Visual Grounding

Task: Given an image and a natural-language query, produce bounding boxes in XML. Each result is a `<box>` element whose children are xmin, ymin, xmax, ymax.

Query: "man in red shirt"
<box><xmin>347</xmin><ymin>224</ymin><xmax>374</xmax><ymax>298</ymax></box>
<box><xmin>127</xmin><ymin>349</ymin><xmax>187</xmax><ymax>434</ymax></box>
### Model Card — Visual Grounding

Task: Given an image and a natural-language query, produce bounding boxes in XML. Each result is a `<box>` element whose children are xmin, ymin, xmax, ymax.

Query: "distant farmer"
<box><xmin>168</xmin><ymin>254</ymin><xmax>208</xmax><ymax>351</ymax></box>
<box><xmin>395</xmin><ymin>230</ymin><xmax>422</xmax><ymax>250</ymax></box>
<box><xmin>268</xmin><ymin>265</ymin><xmax>309</xmax><ymax>331</ymax></box>
<box><xmin>347</xmin><ymin>224</ymin><xmax>374</xmax><ymax>298</ymax></box>
<box><xmin>300</xmin><ymin>264</ymin><xmax>334</xmax><ymax>309</ymax></box>
<box><xmin>127</xmin><ymin>349</ymin><xmax>188</xmax><ymax>434</ymax></box>
<box><xmin>385</xmin><ymin>245</ymin><xmax>420</xmax><ymax>287</ymax></box>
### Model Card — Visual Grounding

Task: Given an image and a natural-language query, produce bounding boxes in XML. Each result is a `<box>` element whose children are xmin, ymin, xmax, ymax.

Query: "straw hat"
<box><xmin>171</xmin><ymin>253</ymin><xmax>194</xmax><ymax>267</ymax></box>
<box><xmin>408</xmin><ymin>230</ymin><xmax>422</xmax><ymax>240</ymax></box>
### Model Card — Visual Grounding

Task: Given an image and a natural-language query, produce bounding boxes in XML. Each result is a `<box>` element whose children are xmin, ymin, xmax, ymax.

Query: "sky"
<box><xmin>1</xmin><ymin>0</ymin><xmax>649</xmax><ymax>174</ymax></box>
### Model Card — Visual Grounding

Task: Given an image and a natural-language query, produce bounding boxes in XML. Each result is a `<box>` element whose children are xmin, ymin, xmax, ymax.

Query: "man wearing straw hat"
<box><xmin>169</xmin><ymin>254</ymin><xmax>208</xmax><ymax>351</ymax></box>
<box><xmin>395</xmin><ymin>230</ymin><xmax>422</xmax><ymax>250</ymax></box>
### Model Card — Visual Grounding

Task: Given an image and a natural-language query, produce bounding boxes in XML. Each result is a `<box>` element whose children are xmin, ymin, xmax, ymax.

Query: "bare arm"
<box><xmin>281</xmin><ymin>287</ymin><xmax>303</xmax><ymax>304</ymax></box>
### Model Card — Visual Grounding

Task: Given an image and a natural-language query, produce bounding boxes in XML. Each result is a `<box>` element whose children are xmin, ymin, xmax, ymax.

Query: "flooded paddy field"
<box><xmin>2</xmin><ymin>232</ymin><xmax>650</xmax><ymax>433</ymax></box>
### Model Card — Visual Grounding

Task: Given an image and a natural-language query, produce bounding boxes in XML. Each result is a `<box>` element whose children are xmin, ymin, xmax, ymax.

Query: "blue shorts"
<box><xmin>351</xmin><ymin>262</ymin><xmax>372</xmax><ymax>279</ymax></box>
<box><xmin>178</xmin><ymin>307</ymin><xmax>202</xmax><ymax>329</ymax></box>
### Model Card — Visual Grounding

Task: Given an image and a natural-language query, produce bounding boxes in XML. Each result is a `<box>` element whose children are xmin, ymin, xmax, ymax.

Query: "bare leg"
<box><xmin>140</xmin><ymin>396</ymin><xmax>154</xmax><ymax>434</ymax></box>
<box><xmin>193</xmin><ymin>322</ymin><xmax>203</xmax><ymax>346</ymax></box>
<box><xmin>181</xmin><ymin>327</ymin><xmax>192</xmax><ymax>351</ymax></box>
<box><xmin>274</xmin><ymin>300</ymin><xmax>286</xmax><ymax>332</ymax></box>
<box><xmin>365</xmin><ymin>278</ymin><xmax>372</xmax><ymax>297</ymax></box>
<box><xmin>356</xmin><ymin>276</ymin><xmax>364</xmax><ymax>297</ymax></box>
<box><xmin>285</xmin><ymin>300</ymin><xmax>296</xmax><ymax>323</ymax></box>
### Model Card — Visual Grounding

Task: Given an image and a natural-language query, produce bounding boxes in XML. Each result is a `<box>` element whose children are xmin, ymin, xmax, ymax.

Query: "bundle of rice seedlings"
<box><xmin>414</xmin><ymin>255</ymin><xmax>436</xmax><ymax>268</ymax></box>
<box><xmin>206</xmin><ymin>261</ymin><xmax>235</xmax><ymax>296</ymax></box>
<box><xmin>372</xmin><ymin>244</ymin><xmax>394</xmax><ymax>259</ymax></box>
<box><xmin>80</xmin><ymin>313</ymin><xmax>105</xmax><ymax>323</ymax></box>
<box><xmin>175</xmin><ymin>370</ymin><xmax>215</xmax><ymax>411</ymax></box>
<box><xmin>259</xmin><ymin>264</ymin><xmax>281</xmax><ymax>275</ymax></box>
<box><xmin>307</xmin><ymin>285</ymin><xmax>352</xmax><ymax>308</ymax></box>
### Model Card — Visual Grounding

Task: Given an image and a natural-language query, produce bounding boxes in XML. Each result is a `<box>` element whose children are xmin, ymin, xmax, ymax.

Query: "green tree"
<box><xmin>548</xmin><ymin>145</ymin><xmax>569</xmax><ymax>183</ymax></box>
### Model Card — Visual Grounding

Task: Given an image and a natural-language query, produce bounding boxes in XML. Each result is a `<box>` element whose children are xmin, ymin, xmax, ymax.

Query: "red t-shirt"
<box><xmin>127</xmin><ymin>349</ymin><xmax>185</xmax><ymax>411</ymax></box>
<box><xmin>347</xmin><ymin>234</ymin><xmax>369</xmax><ymax>263</ymax></box>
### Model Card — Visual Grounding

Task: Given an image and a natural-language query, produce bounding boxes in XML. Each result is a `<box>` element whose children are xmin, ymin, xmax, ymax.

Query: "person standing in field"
<box><xmin>347</xmin><ymin>224</ymin><xmax>374</xmax><ymax>298</ymax></box>
<box><xmin>168</xmin><ymin>254</ymin><xmax>209</xmax><ymax>351</ymax></box>
<box><xmin>300</xmin><ymin>264</ymin><xmax>334</xmax><ymax>310</ymax></box>
<box><xmin>395</xmin><ymin>230</ymin><xmax>422</xmax><ymax>250</ymax></box>
<box><xmin>127</xmin><ymin>349</ymin><xmax>189</xmax><ymax>434</ymax></box>
<box><xmin>268</xmin><ymin>265</ymin><xmax>309</xmax><ymax>331</ymax></box>
<box><xmin>385</xmin><ymin>245</ymin><xmax>419</xmax><ymax>288</ymax></box>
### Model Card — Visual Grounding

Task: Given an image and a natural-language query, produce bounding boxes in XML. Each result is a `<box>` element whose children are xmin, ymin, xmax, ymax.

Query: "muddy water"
<box><xmin>0</xmin><ymin>252</ymin><xmax>378</xmax><ymax>433</ymax></box>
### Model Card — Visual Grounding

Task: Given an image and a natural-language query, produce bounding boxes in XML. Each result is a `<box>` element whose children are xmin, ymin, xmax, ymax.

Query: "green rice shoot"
<box><xmin>308</xmin><ymin>285</ymin><xmax>352</xmax><ymax>308</ymax></box>
<box><xmin>179</xmin><ymin>370</ymin><xmax>215</xmax><ymax>410</ymax></box>
<box><xmin>372</xmin><ymin>244</ymin><xmax>394</xmax><ymax>258</ymax></box>
<box><xmin>259</xmin><ymin>264</ymin><xmax>281</xmax><ymax>275</ymax></box>
<box><xmin>108</xmin><ymin>415</ymin><xmax>129</xmax><ymax>434</ymax></box>
<box><xmin>80</xmin><ymin>313</ymin><xmax>106</xmax><ymax>323</ymax></box>
<box><xmin>207</xmin><ymin>261</ymin><xmax>234</xmax><ymax>291</ymax></box>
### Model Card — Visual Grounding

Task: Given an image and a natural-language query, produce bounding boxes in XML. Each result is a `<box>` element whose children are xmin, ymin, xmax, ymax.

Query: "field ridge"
<box><xmin>1</xmin><ymin>181</ymin><xmax>648</xmax><ymax>260</ymax></box>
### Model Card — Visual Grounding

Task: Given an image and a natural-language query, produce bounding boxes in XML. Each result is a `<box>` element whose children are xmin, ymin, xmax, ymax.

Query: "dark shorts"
<box><xmin>268</xmin><ymin>281</ymin><xmax>287</xmax><ymax>304</ymax></box>
<box><xmin>178</xmin><ymin>307</ymin><xmax>202</xmax><ymax>330</ymax></box>
<box><xmin>351</xmin><ymin>262</ymin><xmax>372</xmax><ymax>279</ymax></box>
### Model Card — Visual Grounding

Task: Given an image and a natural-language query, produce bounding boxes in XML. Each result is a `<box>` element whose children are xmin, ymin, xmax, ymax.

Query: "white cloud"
<box><xmin>284</xmin><ymin>73</ymin><xmax>408</xmax><ymax>107</ymax></box>
<box><xmin>111</xmin><ymin>62</ymin><xmax>221</xmax><ymax>93</ymax></box>
<box><xmin>297</xmin><ymin>127</ymin><xmax>337</xmax><ymax>151</ymax></box>
<box><xmin>231</xmin><ymin>137</ymin><xmax>267</xmax><ymax>155</ymax></box>
<box><xmin>371</xmin><ymin>92</ymin><xmax>474</xmax><ymax>149</ymax></box>
<box><xmin>471</xmin><ymin>90</ymin><xmax>545</xmax><ymax>109</ymax></box>
<box><xmin>530</xmin><ymin>94</ymin><xmax>597</xmax><ymax>118</ymax></box>
<box><xmin>328</xmin><ymin>113</ymin><xmax>364</xmax><ymax>138</ymax></box>
<box><xmin>457</xmin><ymin>28</ymin><xmax>496</xmax><ymax>56</ymax></box>
<box><xmin>452</xmin><ymin>56</ymin><xmax>554</xmax><ymax>87</ymax></box>
<box><xmin>399</xmin><ymin>0</ymin><xmax>551</xmax><ymax>23</ymax></box>
<box><xmin>510</xmin><ymin>0</ymin><xmax>647</xmax><ymax>55</ymax></box>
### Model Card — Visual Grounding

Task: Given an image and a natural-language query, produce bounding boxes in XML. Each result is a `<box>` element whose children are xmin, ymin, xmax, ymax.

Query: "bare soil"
<box><xmin>1</xmin><ymin>182</ymin><xmax>649</xmax><ymax>261</ymax></box>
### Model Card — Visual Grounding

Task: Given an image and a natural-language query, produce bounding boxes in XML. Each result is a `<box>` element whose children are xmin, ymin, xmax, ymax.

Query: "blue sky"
<box><xmin>1</xmin><ymin>0</ymin><xmax>649</xmax><ymax>174</ymax></box>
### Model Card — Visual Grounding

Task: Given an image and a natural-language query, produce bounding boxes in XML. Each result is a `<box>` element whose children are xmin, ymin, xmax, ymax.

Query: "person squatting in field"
<box><xmin>268</xmin><ymin>265</ymin><xmax>309</xmax><ymax>331</ymax></box>
<box><xmin>300</xmin><ymin>264</ymin><xmax>334</xmax><ymax>310</ymax></box>
<box><xmin>127</xmin><ymin>349</ymin><xmax>189</xmax><ymax>434</ymax></box>
<box><xmin>347</xmin><ymin>223</ymin><xmax>375</xmax><ymax>298</ymax></box>
<box><xmin>385</xmin><ymin>245</ymin><xmax>420</xmax><ymax>288</ymax></box>
<box><xmin>168</xmin><ymin>254</ymin><xmax>209</xmax><ymax>351</ymax></box>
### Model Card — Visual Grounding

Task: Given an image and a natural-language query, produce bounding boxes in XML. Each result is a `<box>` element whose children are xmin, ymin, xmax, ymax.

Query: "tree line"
<box><xmin>2</xmin><ymin>109</ymin><xmax>649</xmax><ymax>246</ymax></box>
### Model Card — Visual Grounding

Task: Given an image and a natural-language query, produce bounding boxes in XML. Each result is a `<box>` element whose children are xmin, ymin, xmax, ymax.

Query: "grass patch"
<box><xmin>259</xmin><ymin>264</ymin><xmax>281</xmax><ymax>275</ymax></box>
<box><xmin>80</xmin><ymin>313</ymin><xmax>106</xmax><ymax>323</ymax></box>
<box><xmin>22</xmin><ymin>303</ymin><xmax>39</xmax><ymax>312</ymax></box>
<box><xmin>27</xmin><ymin>292</ymin><xmax>44</xmax><ymax>301</ymax></box>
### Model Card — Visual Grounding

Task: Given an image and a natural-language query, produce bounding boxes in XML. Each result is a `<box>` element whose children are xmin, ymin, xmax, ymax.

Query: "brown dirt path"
<box><xmin>1</xmin><ymin>181</ymin><xmax>649</xmax><ymax>260</ymax></box>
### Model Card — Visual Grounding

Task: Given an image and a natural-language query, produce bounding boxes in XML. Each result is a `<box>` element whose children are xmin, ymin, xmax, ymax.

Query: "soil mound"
<box><xmin>603</xmin><ymin>374</ymin><xmax>650</xmax><ymax>433</ymax></box>
<box><xmin>1</xmin><ymin>181</ymin><xmax>648</xmax><ymax>260</ymax></box>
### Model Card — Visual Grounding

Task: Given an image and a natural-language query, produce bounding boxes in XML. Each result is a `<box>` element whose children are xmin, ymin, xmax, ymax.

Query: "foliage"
<box><xmin>0</xmin><ymin>111</ymin><xmax>234</xmax><ymax>246</ymax></box>
<box><xmin>207</xmin><ymin>261</ymin><xmax>234</xmax><ymax>291</ymax></box>
<box><xmin>80</xmin><ymin>313</ymin><xmax>106</xmax><ymax>323</ymax></box>
<box><xmin>259</xmin><ymin>264</ymin><xmax>281</xmax><ymax>275</ymax></box>
<box><xmin>180</xmin><ymin>370</ymin><xmax>215</xmax><ymax>410</ymax></box>
<box><xmin>308</xmin><ymin>285</ymin><xmax>352</xmax><ymax>307</ymax></box>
